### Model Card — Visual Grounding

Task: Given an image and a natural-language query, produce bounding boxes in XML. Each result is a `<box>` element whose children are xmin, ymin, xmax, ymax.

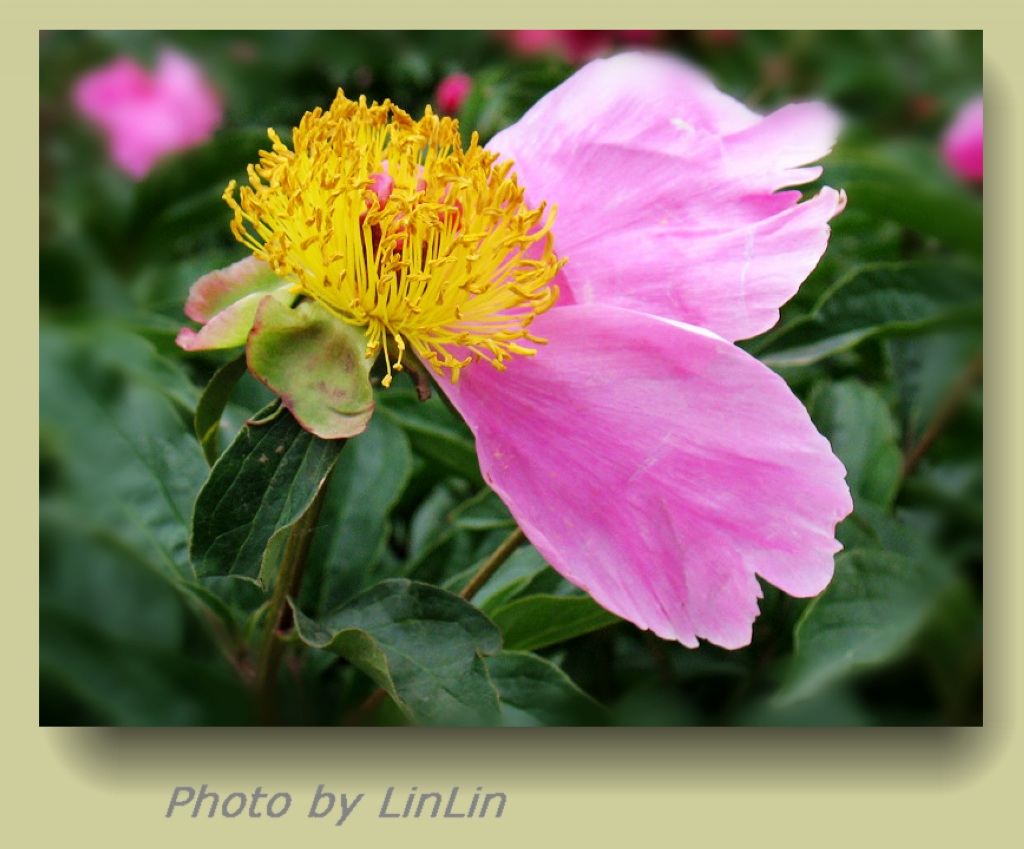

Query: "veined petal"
<box><xmin>570</xmin><ymin>187</ymin><xmax>846</xmax><ymax>343</ymax></box>
<box><xmin>442</xmin><ymin>304</ymin><xmax>852</xmax><ymax>648</ymax></box>
<box><xmin>488</xmin><ymin>51</ymin><xmax>843</xmax><ymax>341</ymax></box>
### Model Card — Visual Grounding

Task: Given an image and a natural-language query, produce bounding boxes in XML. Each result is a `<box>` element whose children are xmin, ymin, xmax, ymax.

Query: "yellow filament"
<box><xmin>224</xmin><ymin>92</ymin><xmax>565</xmax><ymax>385</ymax></box>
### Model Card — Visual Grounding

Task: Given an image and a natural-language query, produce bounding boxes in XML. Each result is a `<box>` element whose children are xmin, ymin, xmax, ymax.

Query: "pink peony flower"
<box><xmin>178</xmin><ymin>53</ymin><xmax>852</xmax><ymax>649</ymax></box>
<box><xmin>72</xmin><ymin>49</ymin><xmax>222</xmax><ymax>179</ymax></box>
<box><xmin>434</xmin><ymin>72</ymin><xmax>473</xmax><ymax>115</ymax></box>
<box><xmin>941</xmin><ymin>95</ymin><xmax>983</xmax><ymax>183</ymax></box>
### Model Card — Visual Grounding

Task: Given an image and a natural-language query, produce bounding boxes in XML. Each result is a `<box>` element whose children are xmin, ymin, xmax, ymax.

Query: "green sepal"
<box><xmin>247</xmin><ymin>297</ymin><xmax>375</xmax><ymax>440</ymax></box>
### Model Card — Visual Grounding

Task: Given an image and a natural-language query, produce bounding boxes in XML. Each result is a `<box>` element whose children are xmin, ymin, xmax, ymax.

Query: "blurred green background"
<box><xmin>40</xmin><ymin>30</ymin><xmax>982</xmax><ymax>726</ymax></box>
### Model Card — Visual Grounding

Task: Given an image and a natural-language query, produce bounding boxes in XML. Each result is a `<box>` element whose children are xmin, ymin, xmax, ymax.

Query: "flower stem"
<box><xmin>256</xmin><ymin>467</ymin><xmax>335</xmax><ymax>724</ymax></box>
<box><xmin>460</xmin><ymin>527</ymin><xmax>526</xmax><ymax>601</ymax></box>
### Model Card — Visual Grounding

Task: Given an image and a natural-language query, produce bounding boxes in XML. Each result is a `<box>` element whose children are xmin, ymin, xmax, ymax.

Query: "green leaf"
<box><xmin>190</xmin><ymin>404</ymin><xmax>346</xmax><ymax>584</ymax></box>
<box><xmin>404</xmin><ymin>489</ymin><xmax>512</xmax><ymax>573</ymax></box>
<box><xmin>86</xmin><ymin>323</ymin><xmax>199</xmax><ymax>412</ymax></box>
<box><xmin>40</xmin><ymin>605</ymin><xmax>250</xmax><ymax>726</ymax></box>
<box><xmin>485</xmin><ymin>651</ymin><xmax>607</xmax><ymax>726</ymax></box>
<box><xmin>888</xmin><ymin>330</ymin><xmax>982</xmax><ymax>446</ymax></box>
<box><xmin>407</xmin><ymin>483</ymin><xmax>466</xmax><ymax>562</ymax></box>
<box><xmin>488</xmin><ymin>594</ymin><xmax>621</xmax><ymax>652</ymax></box>
<box><xmin>901</xmin><ymin>460</ymin><xmax>984</xmax><ymax>530</ymax></box>
<box><xmin>40</xmin><ymin>500</ymin><xmax>253</xmax><ymax>724</ymax></box>
<box><xmin>836</xmin><ymin>500</ymin><xmax>928</xmax><ymax>558</ymax></box>
<box><xmin>247</xmin><ymin>297</ymin><xmax>375</xmax><ymax>439</ymax></box>
<box><xmin>810</xmin><ymin>379</ymin><xmax>903</xmax><ymax>508</ymax></box>
<box><xmin>735</xmin><ymin>687</ymin><xmax>873</xmax><ymax>727</ymax></box>
<box><xmin>466</xmin><ymin>545</ymin><xmax>549</xmax><ymax>611</ymax></box>
<box><xmin>194</xmin><ymin>354</ymin><xmax>248</xmax><ymax>465</ymax></box>
<box><xmin>402</xmin><ymin>487</ymin><xmax>512</xmax><ymax>587</ymax></box>
<box><xmin>408</xmin><ymin>527</ymin><xmax>512</xmax><ymax>588</ymax></box>
<box><xmin>290</xmin><ymin>580</ymin><xmax>502</xmax><ymax>725</ymax></box>
<box><xmin>756</xmin><ymin>261</ymin><xmax>982</xmax><ymax>367</ymax></box>
<box><xmin>377</xmin><ymin>389</ymin><xmax>483</xmax><ymax>485</ymax></box>
<box><xmin>917</xmin><ymin>580</ymin><xmax>982</xmax><ymax>724</ymax></box>
<box><xmin>480</xmin><ymin>561</ymin><xmax>593</xmax><ymax>606</ymax></box>
<box><xmin>450</xmin><ymin>490</ymin><xmax>516</xmax><ymax>531</ymax></box>
<box><xmin>611</xmin><ymin>682</ymin><xmax>701</xmax><ymax>727</ymax></box>
<box><xmin>40</xmin><ymin>324</ymin><xmax>208</xmax><ymax>579</ymax></box>
<box><xmin>778</xmin><ymin>549</ymin><xmax>954</xmax><ymax>704</ymax></box>
<box><xmin>40</xmin><ymin>501</ymin><xmax>191</xmax><ymax>651</ymax></box>
<box><xmin>308</xmin><ymin>413</ymin><xmax>414</xmax><ymax>612</ymax></box>
<box><xmin>821</xmin><ymin>143</ymin><xmax>983</xmax><ymax>256</ymax></box>
<box><xmin>131</xmin><ymin>245</ymin><xmax>243</xmax><ymax>317</ymax></box>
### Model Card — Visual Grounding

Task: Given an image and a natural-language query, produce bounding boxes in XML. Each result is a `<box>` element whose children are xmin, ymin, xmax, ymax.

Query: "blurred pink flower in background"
<box><xmin>503</xmin><ymin>30</ymin><xmax>658</xmax><ymax>65</ymax></box>
<box><xmin>72</xmin><ymin>49</ymin><xmax>222</xmax><ymax>179</ymax></box>
<box><xmin>434</xmin><ymin>72</ymin><xmax>473</xmax><ymax>114</ymax></box>
<box><xmin>941</xmin><ymin>95</ymin><xmax>983</xmax><ymax>183</ymax></box>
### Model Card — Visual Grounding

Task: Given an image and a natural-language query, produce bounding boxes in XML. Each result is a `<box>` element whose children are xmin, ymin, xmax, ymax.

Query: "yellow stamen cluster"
<box><xmin>225</xmin><ymin>91</ymin><xmax>564</xmax><ymax>386</ymax></box>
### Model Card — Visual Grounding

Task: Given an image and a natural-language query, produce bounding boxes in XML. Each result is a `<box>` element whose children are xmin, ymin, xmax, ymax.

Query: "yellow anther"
<box><xmin>224</xmin><ymin>91</ymin><xmax>564</xmax><ymax>386</ymax></box>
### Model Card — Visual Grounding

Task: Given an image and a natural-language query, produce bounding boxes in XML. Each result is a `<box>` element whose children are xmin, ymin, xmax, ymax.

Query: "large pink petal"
<box><xmin>571</xmin><ymin>187</ymin><xmax>846</xmax><ymax>342</ymax></box>
<box><xmin>442</xmin><ymin>304</ymin><xmax>852</xmax><ymax>648</ymax></box>
<box><xmin>488</xmin><ymin>52</ymin><xmax>843</xmax><ymax>341</ymax></box>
